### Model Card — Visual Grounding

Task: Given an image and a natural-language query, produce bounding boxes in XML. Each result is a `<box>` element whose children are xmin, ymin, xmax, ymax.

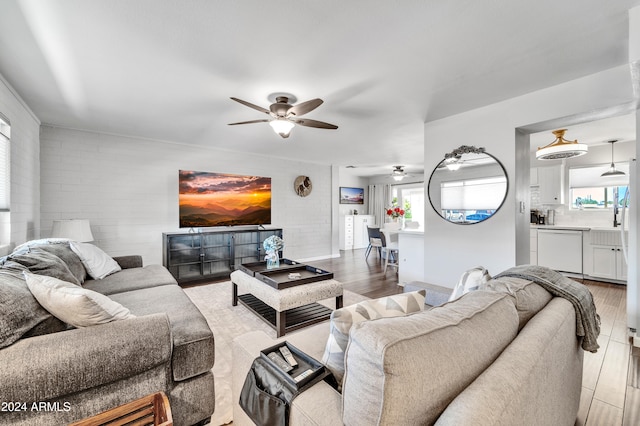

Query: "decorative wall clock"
<box><xmin>294</xmin><ymin>175</ymin><xmax>312</xmax><ymax>197</ymax></box>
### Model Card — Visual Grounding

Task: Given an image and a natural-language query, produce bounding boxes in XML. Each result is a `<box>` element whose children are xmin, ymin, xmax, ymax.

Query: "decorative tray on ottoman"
<box><xmin>255</xmin><ymin>265</ymin><xmax>334</xmax><ymax>289</ymax></box>
<box><xmin>259</xmin><ymin>341</ymin><xmax>330</xmax><ymax>391</ymax></box>
<box><xmin>237</xmin><ymin>258</ymin><xmax>300</xmax><ymax>276</ymax></box>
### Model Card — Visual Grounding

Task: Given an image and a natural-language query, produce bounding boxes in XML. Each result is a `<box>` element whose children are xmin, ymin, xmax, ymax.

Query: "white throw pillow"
<box><xmin>321</xmin><ymin>290</ymin><xmax>426</xmax><ymax>389</ymax></box>
<box><xmin>448</xmin><ymin>266</ymin><xmax>491</xmax><ymax>301</ymax></box>
<box><xmin>24</xmin><ymin>272</ymin><xmax>134</xmax><ymax>327</ymax></box>
<box><xmin>70</xmin><ymin>242</ymin><xmax>121</xmax><ymax>279</ymax></box>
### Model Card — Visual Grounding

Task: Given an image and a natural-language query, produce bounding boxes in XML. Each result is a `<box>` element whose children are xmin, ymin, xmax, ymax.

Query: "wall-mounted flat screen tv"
<box><xmin>179</xmin><ymin>170</ymin><xmax>271</xmax><ymax>227</ymax></box>
<box><xmin>339</xmin><ymin>187</ymin><xmax>364</xmax><ymax>204</ymax></box>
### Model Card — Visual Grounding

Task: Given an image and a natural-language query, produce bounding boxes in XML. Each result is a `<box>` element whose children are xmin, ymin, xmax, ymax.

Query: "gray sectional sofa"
<box><xmin>232</xmin><ymin>273</ymin><xmax>589</xmax><ymax>425</ymax></box>
<box><xmin>0</xmin><ymin>240</ymin><xmax>215</xmax><ymax>426</ymax></box>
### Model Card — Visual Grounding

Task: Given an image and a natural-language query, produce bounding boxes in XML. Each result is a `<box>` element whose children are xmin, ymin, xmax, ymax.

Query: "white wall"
<box><xmin>424</xmin><ymin>64</ymin><xmax>638</xmax><ymax>286</ymax></box>
<box><xmin>0</xmin><ymin>75</ymin><xmax>40</xmax><ymax>252</ymax></box>
<box><xmin>40</xmin><ymin>126</ymin><xmax>333</xmax><ymax>265</ymax></box>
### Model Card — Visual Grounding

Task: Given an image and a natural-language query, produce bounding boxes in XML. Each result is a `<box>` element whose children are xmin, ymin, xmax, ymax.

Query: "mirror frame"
<box><xmin>428</xmin><ymin>145</ymin><xmax>509</xmax><ymax>225</ymax></box>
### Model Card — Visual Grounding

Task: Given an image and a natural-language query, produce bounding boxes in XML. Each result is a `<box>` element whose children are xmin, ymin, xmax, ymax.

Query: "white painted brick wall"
<box><xmin>40</xmin><ymin>126</ymin><xmax>333</xmax><ymax>265</ymax></box>
<box><xmin>0</xmin><ymin>76</ymin><xmax>41</xmax><ymax>248</ymax></box>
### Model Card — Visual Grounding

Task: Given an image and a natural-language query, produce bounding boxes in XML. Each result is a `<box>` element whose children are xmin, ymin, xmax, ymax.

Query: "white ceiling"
<box><xmin>0</xmin><ymin>0</ymin><xmax>638</xmax><ymax>177</ymax></box>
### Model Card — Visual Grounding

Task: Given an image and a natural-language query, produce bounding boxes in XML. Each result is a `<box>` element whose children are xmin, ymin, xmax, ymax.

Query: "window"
<box><xmin>0</xmin><ymin>113</ymin><xmax>9</xmax><ymax>212</ymax></box>
<box><xmin>391</xmin><ymin>184</ymin><xmax>425</xmax><ymax>227</ymax></box>
<box><xmin>569</xmin><ymin>164</ymin><xmax>628</xmax><ymax>209</ymax></box>
<box><xmin>439</xmin><ymin>176</ymin><xmax>507</xmax><ymax>223</ymax></box>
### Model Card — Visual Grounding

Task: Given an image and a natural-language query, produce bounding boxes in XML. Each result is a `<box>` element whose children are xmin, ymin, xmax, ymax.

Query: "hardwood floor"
<box><xmin>310</xmin><ymin>248</ymin><xmax>404</xmax><ymax>299</ymax></box>
<box><xmin>312</xmin><ymin>249</ymin><xmax>639</xmax><ymax>426</ymax></box>
<box><xmin>575</xmin><ymin>280</ymin><xmax>639</xmax><ymax>426</ymax></box>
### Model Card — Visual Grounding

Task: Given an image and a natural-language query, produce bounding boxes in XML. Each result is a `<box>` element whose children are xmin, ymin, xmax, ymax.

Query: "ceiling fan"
<box><xmin>228</xmin><ymin>95</ymin><xmax>338</xmax><ymax>138</ymax></box>
<box><xmin>391</xmin><ymin>165</ymin><xmax>410</xmax><ymax>181</ymax></box>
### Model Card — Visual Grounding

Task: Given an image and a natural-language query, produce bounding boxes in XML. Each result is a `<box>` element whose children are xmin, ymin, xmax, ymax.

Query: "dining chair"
<box><xmin>379</xmin><ymin>231</ymin><xmax>399</xmax><ymax>273</ymax></box>
<box><xmin>365</xmin><ymin>226</ymin><xmax>383</xmax><ymax>259</ymax></box>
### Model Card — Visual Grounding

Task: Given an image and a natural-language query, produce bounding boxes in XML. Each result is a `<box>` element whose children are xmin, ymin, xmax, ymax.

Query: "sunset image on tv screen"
<box><xmin>179</xmin><ymin>170</ymin><xmax>271</xmax><ymax>227</ymax></box>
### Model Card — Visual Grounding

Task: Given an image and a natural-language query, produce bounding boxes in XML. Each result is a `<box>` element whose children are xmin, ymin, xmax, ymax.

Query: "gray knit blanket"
<box><xmin>494</xmin><ymin>265</ymin><xmax>601</xmax><ymax>353</ymax></box>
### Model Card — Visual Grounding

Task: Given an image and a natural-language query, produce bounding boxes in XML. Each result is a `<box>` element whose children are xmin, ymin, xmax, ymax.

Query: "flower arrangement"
<box><xmin>386</xmin><ymin>206</ymin><xmax>405</xmax><ymax>219</ymax></box>
<box><xmin>263</xmin><ymin>235</ymin><xmax>284</xmax><ymax>268</ymax></box>
<box><xmin>263</xmin><ymin>235</ymin><xmax>284</xmax><ymax>253</ymax></box>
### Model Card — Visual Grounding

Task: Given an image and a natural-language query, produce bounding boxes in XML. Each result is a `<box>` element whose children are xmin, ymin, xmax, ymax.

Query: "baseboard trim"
<box><xmin>297</xmin><ymin>253</ymin><xmax>341</xmax><ymax>262</ymax></box>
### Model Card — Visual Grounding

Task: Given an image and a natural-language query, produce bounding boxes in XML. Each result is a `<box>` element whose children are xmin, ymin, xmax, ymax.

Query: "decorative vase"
<box><xmin>266</xmin><ymin>251</ymin><xmax>280</xmax><ymax>269</ymax></box>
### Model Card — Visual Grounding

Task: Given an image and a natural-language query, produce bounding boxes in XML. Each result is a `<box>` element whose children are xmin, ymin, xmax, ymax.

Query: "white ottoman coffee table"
<box><xmin>230</xmin><ymin>270</ymin><xmax>343</xmax><ymax>337</ymax></box>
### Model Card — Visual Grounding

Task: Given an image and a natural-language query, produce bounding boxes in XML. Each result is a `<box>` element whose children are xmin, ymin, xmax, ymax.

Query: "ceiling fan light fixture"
<box><xmin>536</xmin><ymin>129</ymin><xmax>588</xmax><ymax>160</ymax></box>
<box><xmin>601</xmin><ymin>140</ymin><xmax>625</xmax><ymax>177</ymax></box>
<box><xmin>391</xmin><ymin>166</ymin><xmax>407</xmax><ymax>181</ymax></box>
<box><xmin>269</xmin><ymin>119</ymin><xmax>295</xmax><ymax>138</ymax></box>
<box><xmin>445</xmin><ymin>161</ymin><xmax>462</xmax><ymax>171</ymax></box>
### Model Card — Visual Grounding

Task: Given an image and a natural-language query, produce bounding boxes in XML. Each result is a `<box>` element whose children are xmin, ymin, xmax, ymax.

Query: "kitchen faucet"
<box><xmin>613</xmin><ymin>186</ymin><xmax>621</xmax><ymax>227</ymax></box>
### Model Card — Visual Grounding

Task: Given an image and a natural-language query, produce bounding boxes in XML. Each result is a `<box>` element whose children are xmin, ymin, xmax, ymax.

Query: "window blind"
<box><xmin>441</xmin><ymin>176</ymin><xmax>506</xmax><ymax>210</ymax></box>
<box><xmin>0</xmin><ymin>114</ymin><xmax>10</xmax><ymax>212</ymax></box>
<box><xmin>569</xmin><ymin>163</ymin><xmax>629</xmax><ymax>188</ymax></box>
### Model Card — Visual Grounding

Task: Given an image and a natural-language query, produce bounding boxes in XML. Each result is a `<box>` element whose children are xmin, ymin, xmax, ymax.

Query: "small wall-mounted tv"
<box><xmin>179</xmin><ymin>170</ymin><xmax>271</xmax><ymax>227</ymax></box>
<box><xmin>339</xmin><ymin>187</ymin><xmax>364</xmax><ymax>204</ymax></box>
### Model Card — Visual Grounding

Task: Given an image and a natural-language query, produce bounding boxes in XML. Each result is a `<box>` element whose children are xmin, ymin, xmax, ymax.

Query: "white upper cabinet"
<box><xmin>537</xmin><ymin>165</ymin><xmax>563</xmax><ymax>204</ymax></box>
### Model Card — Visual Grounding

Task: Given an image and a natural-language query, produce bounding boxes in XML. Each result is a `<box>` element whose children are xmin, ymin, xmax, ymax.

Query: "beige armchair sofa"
<box><xmin>232</xmin><ymin>276</ymin><xmax>585</xmax><ymax>425</ymax></box>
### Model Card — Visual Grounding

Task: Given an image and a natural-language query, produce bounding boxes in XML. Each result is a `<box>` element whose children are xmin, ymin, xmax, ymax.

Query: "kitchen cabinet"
<box><xmin>590</xmin><ymin>246</ymin><xmax>627</xmax><ymax>281</ymax></box>
<box><xmin>339</xmin><ymin>216</ymin><xmax>354</xmax><ymax>250</ymax></box>
<box><xmin>530</xmin><ymin>168</ymin><xmax>539</xmax><ymax>187</ymax></box>
<box><xmin>398</xmin><ymin>231</ymin><xmax>425</xmax><ymax>285</ymax></box>
<box><xmin>530</xmin><ymin>229</ymin><xmax>538</xmax><ymax>265</ymax></box>
<box><xmin>584</xmin><ymin>230</ymin><xmax>628</xmax><ymax>282</ymax></box>
<box><xmin>537</xmin><ymin>165</ymin><xmax>563</xmax><ymax>204</ymax></box>
<box><xmin>340</xmin><ymin>215</ymin><xmax>376</xmax><ymax>250</ymax></box>
<box><xmin>353</xmin><ymin>215</ymin><xmax>375</xmax><ymax>249</ymax></box>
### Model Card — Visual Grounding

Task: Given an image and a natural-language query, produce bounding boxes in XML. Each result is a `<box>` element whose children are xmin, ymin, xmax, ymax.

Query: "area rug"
<box><xmin>183</xmin><ymin>281</ymin><xmax>368</xmax><ymax>426</ymax></box>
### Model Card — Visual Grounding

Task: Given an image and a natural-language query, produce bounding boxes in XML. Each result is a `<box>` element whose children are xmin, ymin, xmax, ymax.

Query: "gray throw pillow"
<box><xmin>0</xmin><ymin>266</ymin><xmax>67</xmax><ymax>349</ymax></box>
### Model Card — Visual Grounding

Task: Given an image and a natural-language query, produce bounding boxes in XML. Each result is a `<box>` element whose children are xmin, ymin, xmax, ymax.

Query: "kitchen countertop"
<box><xmin>397</xmin><ymin>229</ymin><xmax>424</xmax><ymax>235</ymax></box>
<box><xmin>531</xmin><ymin>224</ymin><xmax>626</xmax><ymax>232</ymax></box>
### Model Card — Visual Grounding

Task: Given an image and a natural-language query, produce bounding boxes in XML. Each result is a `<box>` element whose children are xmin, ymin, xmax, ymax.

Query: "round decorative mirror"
<box><xmin>428</xmin><ymin>145</ymin><xmax>508</xmax><ymax>224</ymax></box>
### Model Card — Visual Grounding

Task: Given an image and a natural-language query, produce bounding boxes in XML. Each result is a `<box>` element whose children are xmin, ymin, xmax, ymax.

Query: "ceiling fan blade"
<box><xmin>230</xmin><ymin>97</ymin><xmax>270</xmax><ymax>115</ymax></box>
<box><xmin>291</xmin><ymin>117</ymin><xmax>338</xmax><ymax>129</ymax></box>
<box><xmin>227</xmin><ymin>119</ymin><xmax>270</xmax><ymax>125</ymax></box>
<box><xmin>288</xmin><ymin>98</ymin><xmax>323</xmax><ymax>116</ymax></box>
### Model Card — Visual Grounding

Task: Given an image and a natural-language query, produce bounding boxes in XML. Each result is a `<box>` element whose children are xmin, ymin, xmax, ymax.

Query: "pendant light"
<box><xmin>536</xmin><ymin>129</ymin><xmax>588</xmax><ymax>160</ymax></box>
<box><xmin>601</xmin><ymin>140</ymin><xmax>625</xmax><ymax>177</ymax></box>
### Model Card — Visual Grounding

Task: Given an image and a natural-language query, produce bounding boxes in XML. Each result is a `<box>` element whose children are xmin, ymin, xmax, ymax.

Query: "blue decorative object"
<box><xmin>263</xmin><ymin>235</ymin><xmax>284</xmax><ymax>269</ymax></box>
